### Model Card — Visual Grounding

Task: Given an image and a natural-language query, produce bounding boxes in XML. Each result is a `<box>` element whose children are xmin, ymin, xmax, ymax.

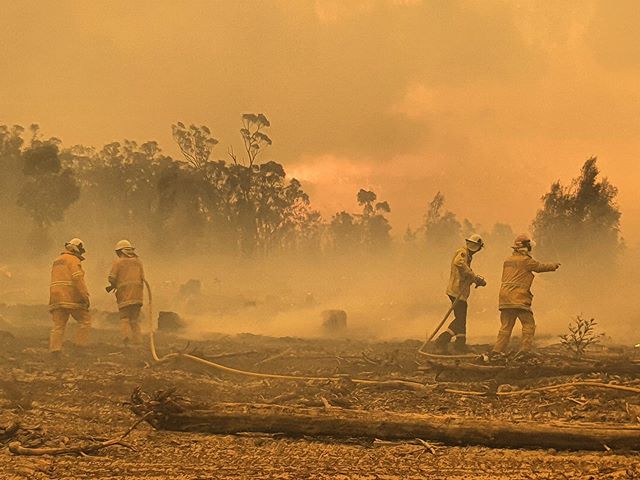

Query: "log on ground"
<box><xmin>421</xmin><ymin>360</ymin><xmax>640</xmax><ymax>382</ymax></box>
<box><xmin>130</xmin><ymin>389</ymin><xmax>640</xmax><ymax>451</ymax></box>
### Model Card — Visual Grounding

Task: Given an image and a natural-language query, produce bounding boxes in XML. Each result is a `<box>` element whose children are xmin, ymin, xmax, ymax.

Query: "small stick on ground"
<box><xmin>320</xmin><ymin>397</ymin><xmax>334</xmax><ymax>410</ymax></box>
<box><xmin>8</xmin><ymin>413</ymin><xmax>151</xmax><ymax>457</ymax></box>
<box><xmin>415</xmin><ymin>438</ymin><xmax>439</xmax><ymax>454</ymax></box>
<box><xmin>207</xmin><ymin>350</ymin><xmax>259</xmax><ymax>360</ymax></box>
<box><xmin>254</xmin><ymin>348</ymin><xmax>294</xmax><ymax>367</ymax></box>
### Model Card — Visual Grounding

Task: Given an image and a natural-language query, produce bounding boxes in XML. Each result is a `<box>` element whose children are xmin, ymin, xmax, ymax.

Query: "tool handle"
<box><xmin>426</xmin><ymin>294</ymin><xmax>462</xmax><ymax>343</ymax></box>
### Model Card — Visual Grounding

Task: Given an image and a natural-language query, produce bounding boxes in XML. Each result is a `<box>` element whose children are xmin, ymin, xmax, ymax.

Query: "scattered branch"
<box><xmin>8</xmin><ymin>413</ymin><xmax>151</xmax><ymax>457</ymax></box>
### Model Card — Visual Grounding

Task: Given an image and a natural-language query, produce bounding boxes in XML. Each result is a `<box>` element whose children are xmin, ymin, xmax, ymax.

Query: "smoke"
<box><xmin>2</xmin><ymin>228</ymin><xmax>639</xmax><ymax>347</ymax></box>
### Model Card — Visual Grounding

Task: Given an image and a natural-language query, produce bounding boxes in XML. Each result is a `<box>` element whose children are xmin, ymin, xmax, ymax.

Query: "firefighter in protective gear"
<box><xmin>433</xmin><ymin>234</ymin><xmax>487</xmax><ymax>353</ymax></box>
<box><xmin>492</xmin><ymin>234</ymin><xmax>560</xmax><ymax>354</ymax></box>
<box><xmin>49</xmin><ymin>238</ymin><xmax>91</xmax><ymax>354</ymax></box>
<box><xmin>108</xmin><ymin>240</ymin><xmax>145</xmax><ymax>346</ymax></box>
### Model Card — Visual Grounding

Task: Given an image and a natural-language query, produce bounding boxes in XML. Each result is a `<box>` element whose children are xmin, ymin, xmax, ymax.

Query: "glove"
<box><xmin>475</xmin><ymin>276</ymin><xmax>487</xmax><ymax>287</ymax></box>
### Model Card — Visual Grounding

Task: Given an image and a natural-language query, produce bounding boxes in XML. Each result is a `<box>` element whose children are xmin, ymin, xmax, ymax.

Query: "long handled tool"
<box><xmin>418</xmin><ymin>291</ymin><xmax>464</xmax><ymax>354</ymax></box>
<box><xmin>426</xmin><ymin>292</ymin><xmax>463</xmax><ymax>343</ymax></box>
<box><xmin>418</xmin><ymin>280</ymin><xmax>480</xmax><ymax>357</ymax></box>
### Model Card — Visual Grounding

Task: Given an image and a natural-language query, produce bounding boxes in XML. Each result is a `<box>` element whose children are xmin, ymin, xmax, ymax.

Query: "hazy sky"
<box><xmin>2</xmin><ymin>0</ymin><xmax>640</xmax><ymax>244</ymax></box>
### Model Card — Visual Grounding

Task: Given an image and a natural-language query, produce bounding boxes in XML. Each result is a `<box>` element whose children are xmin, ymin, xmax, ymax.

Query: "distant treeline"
<box><xmin>0</xmin><ymin>116</ymin><xmax>623</xmax><ymax>266</ymax></box>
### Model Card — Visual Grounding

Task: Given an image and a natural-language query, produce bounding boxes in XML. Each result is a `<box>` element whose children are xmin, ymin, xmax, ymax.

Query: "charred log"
<box><xmin>130</xmin><ymin>389</ymin><xmax>640</xmax><ymax>451</ymax></box>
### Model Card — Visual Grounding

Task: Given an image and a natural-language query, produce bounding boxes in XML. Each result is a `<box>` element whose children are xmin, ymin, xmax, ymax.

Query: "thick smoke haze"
<box><xmin>2</xmin><ymin>0</ymin><xmax>640</xmax><ymax>244</ymax></box>
<box><xmin>0</xmin><ymin>0</ymin><xmax>639</xmax><ymax>346</ymax></box>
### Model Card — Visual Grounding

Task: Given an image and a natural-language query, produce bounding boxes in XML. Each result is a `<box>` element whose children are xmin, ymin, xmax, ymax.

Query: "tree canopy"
<box><xmin>532</xmin><ymin>157</ymin><xmax>622</xmax><ymax>267</ymax></box>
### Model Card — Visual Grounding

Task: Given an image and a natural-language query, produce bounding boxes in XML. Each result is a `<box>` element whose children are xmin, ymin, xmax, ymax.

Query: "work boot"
<box><xmin>452</xmin><ymin>337</ymin><xmax>469</xmax><ymax>354</ymax></box>
<box><xmin>484</xmin><ymin>351</ymin><xmax>507</xmax><ymax>365</ymax></box>
<box><xmin>50</xmin><ymin>350</ymin><xmax>67</xmax><ymax>370</ymax></box>
<box><xmin>70</xmin><ymin>344</ymin><xmax>90</xmax><ymax>358</ymax></box>
<box><xmin>431</xmin><ymin>333</ymin><xmax>451</xmax><ymax>354</ymax></box>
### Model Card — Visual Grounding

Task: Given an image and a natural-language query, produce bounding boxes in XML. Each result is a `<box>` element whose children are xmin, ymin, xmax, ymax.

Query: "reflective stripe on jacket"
<box><xmin>446</xmin><ymin>247</ymin><xmax>480</xmax><ymax>301</ymax></box>
<box><xmin>49</xmin><ymin>252</ymin><xmax>90</xmax><ymax>311</ymax></box>
<box><xmin>498</xmin><ymin>251</ymin><xmax>557</xmax><ymax>311</ymax></box>
<box><xmin>108</xmin><ymin>257</ymin><xmax>145</xmax><ymax>308</ymax></box>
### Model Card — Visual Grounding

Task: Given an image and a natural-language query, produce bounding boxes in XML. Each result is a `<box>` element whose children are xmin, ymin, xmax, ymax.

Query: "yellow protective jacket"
<box><xmin>108</xmin><ymin>257</ymin><xmax>145</xmax><ymax>308</ymax></box>
<box><xmin>49</xmin><ymin>252</ymin><xmax>90</xmax><ymax>311</ymax></box>
<box><xmin>498</xmin><ymin>251</ymin><xmax>557</xmax><ymax>311</ymax></box>
<box><xmin>446</xmin><ymin>247</ymin><xmax>481</xmax><ymax>301</ymax></box>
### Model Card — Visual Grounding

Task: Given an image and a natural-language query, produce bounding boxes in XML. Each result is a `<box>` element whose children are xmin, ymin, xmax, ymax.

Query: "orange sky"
<box><xmin>2</xmin><ymin>0</ymin><xmax>640</xmax><ymax>244</ymax></box>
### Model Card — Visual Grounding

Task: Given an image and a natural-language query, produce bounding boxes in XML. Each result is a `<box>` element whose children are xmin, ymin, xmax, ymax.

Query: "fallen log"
<box><xmin>130</xmin><ymin>389</ymin><xmax>640</xmax><ymax>451</ymax></box>
<box><xmin>421</xmin><ymin>360</ymin><xmax>640</xmax><ymax>381</ymax></box>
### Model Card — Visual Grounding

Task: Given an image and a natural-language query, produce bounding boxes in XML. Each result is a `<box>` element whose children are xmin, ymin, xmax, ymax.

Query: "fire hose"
<box><xmin>143</xmin><ymin>280</ymin><xmax>428</xmax><ymax>390</ymax></box>
<box><xmin>142</xmin><ymin>280</ymin><xmax>640</xmax><ymax>397</ymax></box>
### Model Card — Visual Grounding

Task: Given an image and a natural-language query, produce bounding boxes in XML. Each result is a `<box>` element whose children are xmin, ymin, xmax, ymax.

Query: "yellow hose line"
<box><xmin>143</xmin><ymin>281</ymin><xmax>640</xmax><ymax>398</ymax></box>
<box><xmin>177</xmin><ymin>353</ymin><xmax>428</xmax><ymax>390</ymax></box>
<box><xmin>144</xmin><ymin>281</ymin><xmax>426</xmax><ymax>391</ymax></box>
<box><xmin>144</xmin><ymin>280</ymin><xmax>161</xmax><ymax>363</ymax></box>
<box><xmin>417</xmin><ymin>350</ymin><xmax>479</xmax><ymax>360</ymax></box>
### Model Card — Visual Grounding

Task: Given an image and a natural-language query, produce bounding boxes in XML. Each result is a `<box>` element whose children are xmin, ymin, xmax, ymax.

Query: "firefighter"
<box><xmin>433</xmin><ymin>234</ymin><xmax>487</xmax><ymax>354</ymax></box>
<box><xmin>491</xmin><ymin>234</ymin><xmax>560</xmax><ymax>356</ymax></box>
<box><xmin>107</xmin><ymin>240</ymin><xmax>145</xmax><ymax>346</ymax></box>
<box><xmin>49</xmin><ymin>238</ymin><xmax>91</xmax><ymax>356</ymax></box>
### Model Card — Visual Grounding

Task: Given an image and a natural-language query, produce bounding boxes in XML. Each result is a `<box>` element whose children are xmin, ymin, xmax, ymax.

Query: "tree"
<box><xmin>1</xmin><ymin>117</ymin><xmax>321</xmax><ymax>259</ymax></box>
<box><xmin>357</xmin><ymin>189</ymin><xmax>378</xmax><ymax>216</ymax></box>
<box><xmin>63</xmin><ymin>139</ymin><xmax>174</xmax><ymax>252</ymax></box>
<box><xmin>17</xmin><ymin>129</ymin><xmax>80</xmax><ymax>251</ymax></box>
<box><xmin>423</xmin><ymin>192</ymin><xmax>462</xmax><ymax>254</ymax></box>
<box><xmin>404</xmin><ymin>226</ymin><xmax>418</xmax><ymax>243</ymax></box>
<box><xmin>532</xmin><ymin>157</ymin><xmax>621</xmax><ymax>267</ymax></box>
<box><xmin>356</xmin><ymin>189</ymin><xmax>392</xmax><ymax>250</ymax></box>
<box><xmin>486</xmin><ymin>223</ymin><xmax>515</xmax><ymax>250</ymax></box>
<box><xmin>230</xmin><ymin>113</ymin><xmax>272</xmax><ymax>168</ymax></box>
<box><xmin>166</xmin><ymin>115</ymin><xmax>319</xmax><ymax>256</ymax></box>
<box><xmin>329</xmin><ymin>211</ymin><xmax>360</xmax><ymax>253</ymax></box>
<box><xmin>172</xmin><ymin>123</ymin><xmax>218</xmax><ymax>169</ymax></box>
<box><xmin>166</xmin><ymin>122</ymin><xmax>240</xmax><ymax>251</ymax></box>
<box><xmin>328</xmin><ymin>189</ymin><xmax>392</xmax><ymax>253</ymax></box>
<box><xmin>0</xmin><ymin>125</ymin><xmax>28</xmax><ymax>250</ymax></box>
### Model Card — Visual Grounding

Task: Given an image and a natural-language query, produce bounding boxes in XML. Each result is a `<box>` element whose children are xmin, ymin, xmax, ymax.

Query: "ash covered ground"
<box><xmin>1</xmin><ymin>309</ymin><xmax>640</xmax><ymax>479</ymax></box>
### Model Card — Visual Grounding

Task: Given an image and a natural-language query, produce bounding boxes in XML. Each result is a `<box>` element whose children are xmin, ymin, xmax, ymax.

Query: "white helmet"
<box><xmin>465</xmin><ymin>234</ymin><xmax>484</xmax><ymax>252</ymax></box>
<box><xmin>65</xmin><ymin>238</ymin><xmax>86</xmax><ymax>256</ymax></box>
<box><xmin>114</xmin><ymin>239</ymin><xmax>133</xmax><ymax>251</ymax></box>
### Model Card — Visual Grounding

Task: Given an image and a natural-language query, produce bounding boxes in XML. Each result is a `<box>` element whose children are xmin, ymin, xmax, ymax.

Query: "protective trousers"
<box><xmin>493</xmin><ymin>308</ymin><xmax>536</xmax><ymax>353</ymax></box>
<box><xmin>120</xmin><ymin>304</ymin><xmax>142</xmax><ymax>345</ymax></box>
<box><xmin>50</xmin><ymin>308</ymin><xmax>91</xmax><ymax>352</ymax></box>
<box><xmin>435</xmin><ymin>296</ymin><xmax>468</xmax><ymax>349</ymax></box>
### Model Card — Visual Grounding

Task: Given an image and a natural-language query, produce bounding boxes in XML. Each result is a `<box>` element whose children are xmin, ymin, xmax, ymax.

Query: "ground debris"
<box><xmin>0</xmin><ymin>334</ymin><xmax>639</xmax><ymax>478</ymax></box>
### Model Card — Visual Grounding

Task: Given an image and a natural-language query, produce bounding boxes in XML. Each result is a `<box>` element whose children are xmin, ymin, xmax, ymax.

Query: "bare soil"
<box><xmin>1</xmin><ymin>318</ymin><xmax>640</xmax><ymax>479</ymax></box>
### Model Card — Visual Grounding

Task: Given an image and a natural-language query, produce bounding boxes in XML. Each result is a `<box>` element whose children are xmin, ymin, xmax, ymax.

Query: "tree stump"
<box><xmin>321</xmin><ymin>310</ymin><xmax>347</xmax><ymax>335</ymax></box>
<box><xmin>157</xmin><ymin>311</ymin><xmax>186</xmax><ymax>332</ymax></box>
